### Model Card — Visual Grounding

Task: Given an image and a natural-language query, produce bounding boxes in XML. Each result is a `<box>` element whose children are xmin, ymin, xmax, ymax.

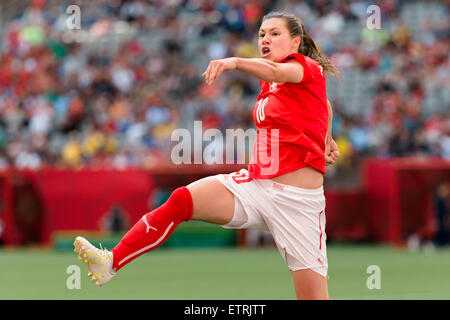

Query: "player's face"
<box><xmin>258</xmin><ymin>18</ymin><xmax>300</xmax><ymax>62</ymax></box>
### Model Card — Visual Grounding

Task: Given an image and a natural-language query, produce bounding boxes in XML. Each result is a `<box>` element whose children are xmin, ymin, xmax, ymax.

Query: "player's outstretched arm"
<box><xmin>202</xmin><ymin>57</ymin><xmax>303</xmax><ymax>85</ymax></box>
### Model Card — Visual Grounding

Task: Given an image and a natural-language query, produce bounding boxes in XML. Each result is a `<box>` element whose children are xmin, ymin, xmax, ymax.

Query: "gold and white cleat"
<box><xmin>73</xmin><ymin>236</ymin><xmax>116</xmax><ymax>286</ymax></box>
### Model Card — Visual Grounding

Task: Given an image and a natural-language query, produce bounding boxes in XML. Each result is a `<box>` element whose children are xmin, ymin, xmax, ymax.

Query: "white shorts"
<box><xmin>215</xmin><ymin>169</ymin><xmax>328</xmax><ymax>278</ymax></box>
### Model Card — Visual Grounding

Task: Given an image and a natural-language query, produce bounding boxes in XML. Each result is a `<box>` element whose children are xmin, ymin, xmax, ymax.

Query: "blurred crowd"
<box><xmin>0</xmin><ymin>0</ymin><xmax>448</xmax><ymax>175</ymax></box>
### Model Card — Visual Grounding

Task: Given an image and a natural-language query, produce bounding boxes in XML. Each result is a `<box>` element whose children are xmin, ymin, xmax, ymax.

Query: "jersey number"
<box><xmin>256</xmin><ymin>97</ymin><xmax>268</xmax><ymax>124</ymax></box>
<box><xmin>232</xmin><ymin>171</ymin><xmax>253</xmax><ymax>184</ymax></box>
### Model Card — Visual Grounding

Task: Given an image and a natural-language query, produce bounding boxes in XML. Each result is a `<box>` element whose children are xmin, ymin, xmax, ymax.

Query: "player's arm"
<box><xmin>202</xmin><ymin>57</ymin><xmax>303</xmax><ymax>85</ymax></box>
<box><xmin>326</xmin><ymin>99</ymin><xmax>333</xmax><ymax>143</ymax></box>
<box><xmin>325</xmin><ymin>99</ymin><xmax>339</xmax><ymax>166</ymax></box>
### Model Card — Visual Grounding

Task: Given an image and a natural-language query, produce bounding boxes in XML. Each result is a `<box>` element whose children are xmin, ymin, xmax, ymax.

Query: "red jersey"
<box><xmin>248</xmin><ymin>53</ymin><xmax>328</xmax><ymax>179</ymax></box>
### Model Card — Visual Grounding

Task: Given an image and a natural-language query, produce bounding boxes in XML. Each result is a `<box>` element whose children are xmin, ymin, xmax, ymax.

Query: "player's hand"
<box><xmin>325</xmin><ymin>137</ymin><xmax>339</xmax><ymax>166</ymax></box>
<box><xmin>202</xmin><ymin>58</ymin><xmax>238</xmax><ymax>85</ymax></box>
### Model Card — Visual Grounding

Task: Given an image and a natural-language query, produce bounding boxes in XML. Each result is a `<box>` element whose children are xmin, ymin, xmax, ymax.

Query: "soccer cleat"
<box><xmin>73</xmin><ymin>236</ymin><xmax>116</xmax><ymax>286</ymax></box>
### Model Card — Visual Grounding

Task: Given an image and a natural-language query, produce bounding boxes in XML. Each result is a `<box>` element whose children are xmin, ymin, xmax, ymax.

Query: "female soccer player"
<box><xmin>74</xmin><ymin>11</ymin><xmax>340</xmax><ymax>300</ymax></box>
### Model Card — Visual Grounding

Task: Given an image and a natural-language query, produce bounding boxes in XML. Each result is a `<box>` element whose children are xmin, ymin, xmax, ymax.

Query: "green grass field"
<box><xmin>1</xmin><ymin>244</ymin><xmax>450</xmax><ymax>300</ymax></box>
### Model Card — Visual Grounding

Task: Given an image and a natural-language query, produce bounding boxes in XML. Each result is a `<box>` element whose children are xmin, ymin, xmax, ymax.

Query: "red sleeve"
<box><xmin>279</xmin><ymin>53</ymin><xmax>311</xmax><ymax>83</ymax></box>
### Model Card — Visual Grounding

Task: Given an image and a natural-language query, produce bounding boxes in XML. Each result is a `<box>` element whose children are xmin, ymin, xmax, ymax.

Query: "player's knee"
<box><xmin>164</xmin><ymin>186</ymin><xmax>193</xmax><ymax>221</ymax></box>
<box><xmin>167</xmin><ymin>186</ymin><xmax>191</xmax><ymax>205</ymax></box>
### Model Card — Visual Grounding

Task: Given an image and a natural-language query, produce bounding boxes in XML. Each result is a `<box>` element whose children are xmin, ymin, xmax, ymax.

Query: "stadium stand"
<box><xmin>0</xmin><ymin>0</ymin><xmax>447</xmax><ymax>178</ymax></box>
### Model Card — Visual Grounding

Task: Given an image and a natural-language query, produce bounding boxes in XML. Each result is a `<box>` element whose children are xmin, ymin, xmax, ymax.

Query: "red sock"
<box><xmin>111</xmin><ymin>186</ymin><xmax>193</xmax><ymax>271</ymax></box>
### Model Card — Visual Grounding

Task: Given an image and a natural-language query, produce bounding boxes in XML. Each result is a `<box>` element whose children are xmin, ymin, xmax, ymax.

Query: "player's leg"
<box><xmin>111</xmin><ymin>177</ymin><xmax>234</xmax><ymax>268</ymax></box>
<box><xmin>253</xmin><ymin>179</ymin><xmax>329</xmax><ymax>299</ymax></box>
<box><xmin>74</xmin><ymin>176</ymin><xmax>235</xmax><ymax>285</ymax></box>
<box><xmin>291</xmin><ymin>269</ymin><xmax>329</xmax><ymax>300</ymax></box>
<box><xmin>187</xmin><ymin>176</ymin><xmax>235</xmax><ymax>224</ymax></box>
